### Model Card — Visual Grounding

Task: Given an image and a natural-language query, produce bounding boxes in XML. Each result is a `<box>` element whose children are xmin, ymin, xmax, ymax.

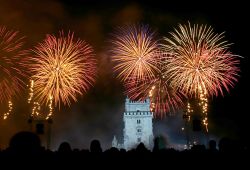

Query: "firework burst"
<box><xmin>0</xmin><ymin>26</ymin><xmax>27</xmax><ymax>103</ymax></box>
<box><xmin>126</xmin><ymin>75</ymin><xmax>184</xmax><ymax>118</ymax></box>
<box><xmin>0</xmin><ymin>26</ymin><xmax>27</xmax><ymax>119</ymax></box>
<box><xmin>162</xmin><ymin>23</ymin><xmax>240</xmax><ymax>97</ymax></box>
<box><xmin>163</xmin><ymin>23</ymin><xmax>241</xmax><ymax>132</ymax></box>
<box><xmin>110</xmin><ymin>24</ymin><xmax>159</xmax><ymax>82</ymax></box>
<box><xmin>110</xmin><ymin>25</ymin><xmax>185</xmax><ymax>117</ymax></box>
<box><xmin>29</xmin><ymin>31</ymin><xmax>97</xmax><ymax>107</ymax></box>
<box><xmin>125</xmin><ymin>52</ymin><xmax>184</xmax><ymax>117</ymax></box>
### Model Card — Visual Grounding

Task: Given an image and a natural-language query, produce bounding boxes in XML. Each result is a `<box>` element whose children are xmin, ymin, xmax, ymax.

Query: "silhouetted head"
<box><xmin>58</xmin><ymin>142</ymin><xmax>72</xmax><ymax>153</ymax></box>
<box><xmin>153</xmin><ymin>136</ymin><xmax>167</xmax><ymax>151</ymax></box>
<box><xmin>120</xmin><ymin>148</ymin><xmax>126</xmax><ymax>153</ymax></box>
<box><xmin>219</xmin><ymin>137</ymin><xmax>232</xmax><ymax>152</ymax></box>
<box><xmin>90</xmin><ymin>139</ymin><xmax>102</xmax><ymax>153</ymax></box>
<box><xmin>209</xmin><ymin>140</ymin><xmax>217</xmax><ymax>150</ymax></box>
<box><xmin>9</xmin><ymin>131</ymin><xmax>41</xmax><ymax>153</ymax></box>
<box><xmin>191</xmin><ymin>144</ymin><xmax>206</xmax><ymax>152</ymax></box>
<box><xmin>153</xmin><ymin>137</ymin><xmax>160</xmax><ymax>152</ymax></box>
<box><xmin>136</xmin><ymin>142</ymin><xmax>148</xmax><ymax>152</ymax></box>
<box><xmin>106</xmin><ymin>147</ymin><xmax>119</xmax><ymax>154</ymax></box>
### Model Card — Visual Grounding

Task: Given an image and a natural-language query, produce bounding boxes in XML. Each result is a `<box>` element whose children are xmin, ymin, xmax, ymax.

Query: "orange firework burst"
<box><xmin>110</xmin><ymin>24</ymin><xmax>159</xmax><ymax>82</ymax></box>
<box><xmin>125</xmin><ymin>52</ymin><xmax>184</xmax><ymax>118</ymax></box>
<box><xmin>110</xmin><ymin>25</ymin><xmax>185</xmax><ymax>117</ymax></box>
<box><xmin>0</xmin><ymin>26</ymin><xmax>27</xmax><ymax>103</ymax></box>
<box><xmin>162</xmin><ymin>23</ymin><xmax>241</xmax><ymax>97</ymax></box>
<box><xmin>29</xmin><ymin>31</ymin><xmax>97</xmax><ymax>107</ymax></box>
<box><xmin>163</xmin><ymin>23</ymin><xmax>241</xmax><ymax>132</ymax></box>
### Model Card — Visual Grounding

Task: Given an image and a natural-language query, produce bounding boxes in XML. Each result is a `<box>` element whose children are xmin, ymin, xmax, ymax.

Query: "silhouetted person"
<box><xmin>90</xmin><ymin>139</ymin><xmax>102</xmax><ymax>153</ymax></box>
<box><xmin>120</xmin><ymin>148</ymin><xmax>126</xmax><ymax>153</ymax></box>
<box><xmin>136</xmin><ymin>142</ymin><xmax>149</xmax><ymax>153</ymax></box>
<box><xmin>104</xmin><ymin>147</ymin><xmax>119</xmax><ymax>155</ymax></box>
<box><xmin>8</xmin><ymin>131</ymin><xmax>41</xmax><ymax>154</ymax></box>
<box><xmin>153</xmin><ymin>137</ymin><xmax>160</xmax><ymax>152</ymax></box>
<box><xmin>191</xmin><ymin>144</ymin><xmax>206</xmax><ymax>152</ymax></box>
<box><xmin>58</xmin><ymin>142</ymin><xmax>72</xmax><ymax>153</ymax></box>
<box><xmin>219</xmin><ymin>137</ymin><xmax>232</xmax><ymax>152</ymax></box>
<box><xmin>153</xmin><ymin>136</ymin><xmax>167</xmax><ymax>152</ymax></box>
<box><xmin>208</xmin><ymin>140</ymin><xmax>218</xmax><ymax>152</ymax></box>
<box><xmin>108</xmin><ymin>147</ymin><xmax>119</xmax><ymax>153</ymax></box>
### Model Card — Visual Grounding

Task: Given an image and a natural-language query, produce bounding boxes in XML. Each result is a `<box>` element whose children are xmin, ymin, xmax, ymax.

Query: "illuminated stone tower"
<box><xmin>112</xmin><ymin>97</ymin><xmax>154</xmax><ymax>150</ymax></box>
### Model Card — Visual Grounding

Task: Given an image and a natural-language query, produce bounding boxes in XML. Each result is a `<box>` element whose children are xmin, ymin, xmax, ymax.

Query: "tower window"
<box><xmin>137</xmin><ymin>119</ymin><xmax>141</xmax><ymax>124</ymax></box>
<box><xmin>137</xmin><ymin>138</ymin><xmax>141</xmax><ymax>142</ymax></box>
<box><xmin>137</xmin><ymin>129</ymin><xmax>141</xmax><ymax>132</ymax></box>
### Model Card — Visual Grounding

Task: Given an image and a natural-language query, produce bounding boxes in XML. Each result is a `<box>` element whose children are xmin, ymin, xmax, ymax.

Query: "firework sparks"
<box><xmin>28</xmin><ymin>79</ymin><xmax>53</xmax><ymax>120</ymax></box>
<box><xmin>28</xmin><ymin>79</ymin><xmax>34</xmax><ymax>104</ymax></box>
<box><xmin>31</xmin><ymin>102</ymin><xmax>41</xmax><ymax>117</ymax></box>
<box><xmin>125</xmin><ymin>71</ymin><xmax>184</xmax><ymax>117</ymax></box>
<box><xmin>110</xmin><ymin>25</ymin><xmax>185</xmax><ymax>117</ymax></box>
<box><xmin>46</xmin><ymin>95</ymin><xmax>53</xmax><ymax>120</ymax></box>
<box><xmin>163</xmin><ymin>23</ymin><xmax>241</xmax><ymax>132</ymax></box>
<box><xmin>162</xmin><ymin>23</ymin><xmax>241</xmax><ymax>97</ymax></box>
<box><xmin>125</xmin><ymin>52</ymin><xmax>184</xmax><ymax>118</ymax></box>
<box><xmin>28</xmin><ymin>31</ymin><xmax>97</xmax><ymax>107</ymax></box>
<box><xmin>198</xmin><ymin>85</ymin><xmax>208</xmax><ymax>132</ymax></box>
<box><xmin>28</xmin><ymin>79</ymin><xmax>40</xmax><ymax>118</ymax></box>
<box><xmin>0</xmin><ymin>26</ymin><xmax>27</xmax><ymax>119</ymax></box>
<box><xmin>3</xmin><ymin>101</ymin><xmax>13</xmax><ymax>120</ymax></box>
<box><xmin>186</xmin><ymin>102</ymin><xmax>192</xmax><ymax>121</ymax></box>
<box><xmin>110</xmin><ymin>24</ymin><xmax>159</xmax><ymax>82</ymax></box>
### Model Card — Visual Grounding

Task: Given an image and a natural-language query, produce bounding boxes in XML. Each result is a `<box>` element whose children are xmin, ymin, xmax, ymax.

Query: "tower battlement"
<box><xmin>124</xmin><ymin>111</ymin><xmax>152</xmax><ymax>116</ymax></box>
<box><xmin>126</xmin><ymin>97</ymin><xmax>150</xmax><ymax>103</ymax></box>
<box><xmin>125</xmin><ymin>97</ymin><xmax>150</xmax><ymax>112</ymax></box>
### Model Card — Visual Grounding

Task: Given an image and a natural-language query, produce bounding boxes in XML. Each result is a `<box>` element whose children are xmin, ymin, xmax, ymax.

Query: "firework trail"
<box><xmin>27</xmin><ymin>79</ymin><xmax>52</xmax><ymax>120</ymax></box>
<box><xmin>28</xmin><ymin>31</ymin><xmax>97</xmax><ymax>107</ymax></box>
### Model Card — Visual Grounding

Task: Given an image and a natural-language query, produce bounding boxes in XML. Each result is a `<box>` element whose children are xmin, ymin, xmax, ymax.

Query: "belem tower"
<box><xmin>112</xmin><ymin>97</ymin><xmax>154</xmax><ymax>150</ymax></box>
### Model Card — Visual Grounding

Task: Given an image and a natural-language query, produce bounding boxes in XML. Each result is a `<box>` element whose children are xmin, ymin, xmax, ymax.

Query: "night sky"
<box><xmin>0</xmin><ymin>0</ymin><xmax>249</xmax><ymax>150</ymax></box>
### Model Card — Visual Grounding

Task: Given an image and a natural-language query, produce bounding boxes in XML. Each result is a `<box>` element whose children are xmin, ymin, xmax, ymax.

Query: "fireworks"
<box><xmin>163</xmin><ymin>23</ymin><xmax>241</xmax><ymax>132</ymax></box>
<box><xmin>0</xmin><ymin>26</ymin><xmax>27</xmax><ymax>119</ymax></box>
<box><xmin>46</xmin><ymin>95</ymin><xmax>53</xmax><ymax>120</ymax></box>
<box><xmin>125</xmin><ymin>53</ymin><xmax>184</xmax><ymax>117</ymax></box>
<box><xmin>28</xmin><ymin>79</ymin><xmax>34</xmax><ymax>104</ymax></box>
<box><xmin>162</xmin><ymin>23</ymin><xmax>240</xmax><ymax>97</ymax></box>
<box><xmin>198</xmin><ymin>85</ymin><xmax>208</xmax><ymax>132</ymax></box>
<box><xmin>28</xmin><ymin>79</ymin><xmax>52</xmax><ymax>120</ymax></box>
<box><xmin>128</xmin><ymin>76</ymin><xmax>184</xmax><ymax>118</ymax></box>
<box><xmin>28</xmin><ymin>31</ymin><xmax>97</xmax><ymax>107</ymax></box>
<box><xmin>110</xmin><ymin>24</ymin><xmax>159</xmax><ymax>82</ymax></box>
<box><xmin>110</xmin><ymin>25</ymin><xmax>184</xmax><ymax>117</ymax></box>
<box><xmin>3</xmin><ymin>101</ymin><xmax>13</xmax><ymax>120</ymax></box>
<box><xmin>0</xmin><ymin>26</ymin><xmax>27</xmax><ymax>103</ymax></box>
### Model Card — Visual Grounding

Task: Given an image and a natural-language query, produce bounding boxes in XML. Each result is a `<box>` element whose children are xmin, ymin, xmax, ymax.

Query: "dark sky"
<box><xmin>0</xmin><ymin>0</ymin><xmax>249</xmax><ymax>150</ymax></box>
